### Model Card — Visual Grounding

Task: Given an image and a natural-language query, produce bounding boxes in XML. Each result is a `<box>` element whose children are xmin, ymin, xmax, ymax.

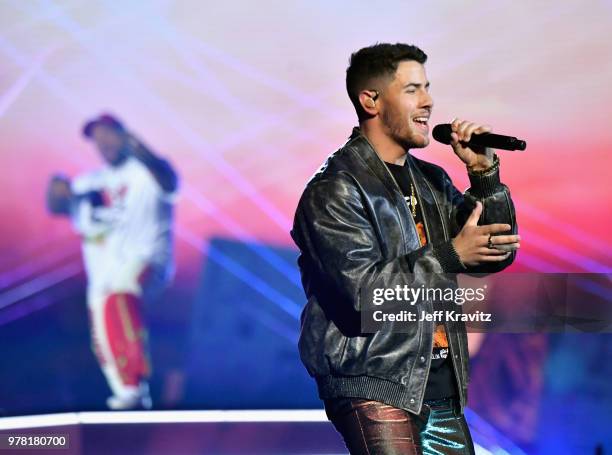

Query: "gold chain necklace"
<box><xmin>404</xmin><ymin>183</ymin><xmax>418</xmax><ymax>218</ymax></box>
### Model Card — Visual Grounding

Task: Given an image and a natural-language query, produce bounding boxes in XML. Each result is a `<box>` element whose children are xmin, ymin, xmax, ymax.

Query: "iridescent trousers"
<box><xmin>324</xmin><ymin>397</ymin><xmax>475</xmax><ymax>455</ymax></box>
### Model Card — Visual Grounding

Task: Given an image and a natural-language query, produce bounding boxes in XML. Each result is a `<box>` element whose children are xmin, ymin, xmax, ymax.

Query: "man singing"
<box><xmin>291</xmin><ymin>43</ymin><xmax>519</xmax><ymax>453</ymax></box>
<box><xmin>46</xmin><ymin>114</ymin><xmax>178</xmax><ymax>410</ymax></box>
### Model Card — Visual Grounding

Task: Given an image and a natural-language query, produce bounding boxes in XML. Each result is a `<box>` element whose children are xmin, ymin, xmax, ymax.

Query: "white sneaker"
<box><xmin>106</xmin><ymin>383</ymin><xmax>152</xmax><ymax>410</ymax></box>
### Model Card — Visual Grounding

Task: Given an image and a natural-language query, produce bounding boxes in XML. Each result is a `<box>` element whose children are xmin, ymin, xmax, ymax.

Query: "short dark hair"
<box><xmin>346</xmin><ymin>43</ymin><xmax>427</xmax><ymax>120</ymax></box>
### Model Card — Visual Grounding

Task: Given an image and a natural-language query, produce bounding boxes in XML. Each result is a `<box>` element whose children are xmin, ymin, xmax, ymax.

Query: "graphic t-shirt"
<box><xmin>385</xmin><ymin>160</ymin><xmax>458</xmax><ymax>401</ymax></box>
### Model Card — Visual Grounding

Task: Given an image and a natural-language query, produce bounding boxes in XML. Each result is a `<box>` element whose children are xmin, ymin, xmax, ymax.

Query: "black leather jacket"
<box><xmin>291</xmin><ymin>127</ymin><xmax>517</xmax><ymax>416</ymax></box>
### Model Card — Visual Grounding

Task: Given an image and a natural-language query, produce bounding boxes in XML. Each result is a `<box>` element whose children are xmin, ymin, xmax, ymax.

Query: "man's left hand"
<box><xmin>449</xmin><ymin>118</ymin><xmax>494</xmax><ymax>172</ymax></box>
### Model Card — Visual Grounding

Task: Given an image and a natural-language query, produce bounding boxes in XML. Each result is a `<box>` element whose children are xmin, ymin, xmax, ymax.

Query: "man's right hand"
<box><xmin>451</xmin><ymin>201</ymin><xmax>520</xmax><ymax>267</ymax></box>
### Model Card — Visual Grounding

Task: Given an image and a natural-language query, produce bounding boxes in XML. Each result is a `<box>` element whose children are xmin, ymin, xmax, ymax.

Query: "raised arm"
<box><xmin>125</xmin><ymin>133</ymin><xmax>178</xmax><ymax>193</ymax></box>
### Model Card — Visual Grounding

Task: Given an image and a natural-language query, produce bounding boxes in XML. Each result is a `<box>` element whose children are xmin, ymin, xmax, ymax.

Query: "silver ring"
<box><xmin>487</xmin><ymin>234</ymin><xmax>494</xmax><ymax>249</ymax></box>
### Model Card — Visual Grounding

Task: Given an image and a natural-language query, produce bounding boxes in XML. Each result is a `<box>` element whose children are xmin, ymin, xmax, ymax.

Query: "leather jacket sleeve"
<box><xmin>292</xmin><ymin>172</ymin><xmax>459</xmax><ymax>312</ymax></box>
<box><xmin>444</xmin><ymin>161</ymin><xmax>518</xmax><ymax>274</ymax></box>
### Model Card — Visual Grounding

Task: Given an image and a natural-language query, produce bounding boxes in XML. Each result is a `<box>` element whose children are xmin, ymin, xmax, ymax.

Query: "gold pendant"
<box><xmin>404</xmin><ymin>196</ymin><xmax>418</xmax><ymax>217</ymax></box>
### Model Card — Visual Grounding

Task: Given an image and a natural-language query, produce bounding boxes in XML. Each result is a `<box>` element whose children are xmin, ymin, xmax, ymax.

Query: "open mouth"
<box><xmin>412</xmin><ymin>117</ymin><xmax>429</xmax><ymax>131</ymax></box>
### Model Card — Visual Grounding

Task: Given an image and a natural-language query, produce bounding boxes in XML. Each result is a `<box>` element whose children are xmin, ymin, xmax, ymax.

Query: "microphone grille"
<box><xmin>432</xmin><ymin>124</ymin><xmax>452</xmax><ymax>145</ymax></box>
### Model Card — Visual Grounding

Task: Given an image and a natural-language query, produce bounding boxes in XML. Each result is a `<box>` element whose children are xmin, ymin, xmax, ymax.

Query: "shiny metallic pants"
<box><xmin>324</xmin><ymin>398</ymin><xmax>475</xmax><ymax>455</ymax></box>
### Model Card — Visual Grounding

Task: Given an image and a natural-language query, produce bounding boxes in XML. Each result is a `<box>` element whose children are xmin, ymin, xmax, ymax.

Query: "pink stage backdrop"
<box><xmin>1</xmin><ymin>0</ymin><xmax>610</xmax><ymax>302</ymax></box>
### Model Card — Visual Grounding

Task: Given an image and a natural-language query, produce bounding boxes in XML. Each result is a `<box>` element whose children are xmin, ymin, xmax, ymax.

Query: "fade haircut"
<box><xmin>346</xmin><ymin>43</ymin><xmax>427</xmax><ymax>120</ymax></box>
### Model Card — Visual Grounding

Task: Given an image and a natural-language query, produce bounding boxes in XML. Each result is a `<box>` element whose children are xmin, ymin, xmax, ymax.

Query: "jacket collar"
<box><xmin>346</xmin><ymin>127</ymin><xmax>449</xmax><ymax>247</ymax></box>
<box><xmin>347</xmin><ymin>127</ymin><xmax>422</xmax><ymax>253</ymax></box>
<box><xmin>347</xmin><ymin>126</ymin><xmax>405</xmax><ymax>197</ymax></box>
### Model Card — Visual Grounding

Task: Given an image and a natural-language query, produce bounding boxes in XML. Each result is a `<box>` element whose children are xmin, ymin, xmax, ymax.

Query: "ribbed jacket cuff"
<box><xmin>467</xmin><ymin>166</ymin><xmax>502</xmax><ymax>198</ymax></box>
<box><xmin>316</xmin><ymin>375</ymin><xmax>421</xmax><ymax>414</ymax></box>
<box><xmin>433</xmin><ymin>240</ymin><xmax>466</xmax><ymax>273</ymax></box>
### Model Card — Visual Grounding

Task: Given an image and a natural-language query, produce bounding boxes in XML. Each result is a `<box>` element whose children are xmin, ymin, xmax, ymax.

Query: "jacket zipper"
<box><xmin>368</xmin><ymin>151</ymin><xmax>434</xmax><ymax>411</ymax></box>
<box><xmin>405</xmin><ymin>161</ymin><xmax>438</xmax><ymax>410</ymax></box>
<box><xmin>380</xmin><ymin>154</ymin><xmax>440</xmax><ymax>412</ymax></box>
<box><xmin>364</xmin><ymin>143</ymin><xmax>462</xmax><ymax>412</ymax></box>
<box><xmin>409</xmin><ymin>157</ymin><xmax>464</xmax><ymax>412</ymax></box>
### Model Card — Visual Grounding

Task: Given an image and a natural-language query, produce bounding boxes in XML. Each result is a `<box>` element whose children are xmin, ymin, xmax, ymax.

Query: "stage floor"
<box><xmin>0</xmin><ymin>409</ymin><xmax>523</xmax><ymax>454</ymax></box>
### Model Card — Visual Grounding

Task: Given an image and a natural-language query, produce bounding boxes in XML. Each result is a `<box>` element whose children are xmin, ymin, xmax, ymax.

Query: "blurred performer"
<box><xmin>46</xmin><ymin>114</ymin><xmax>178</xmax><ymax>410</ymax></box>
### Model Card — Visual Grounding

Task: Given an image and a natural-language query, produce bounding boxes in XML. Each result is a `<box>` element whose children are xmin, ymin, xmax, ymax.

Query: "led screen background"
<box><xmin>0</xmin><ymin>1</ymin><xmax>611</xmax><ymax>453</ymax></box>
<box><xmin>1</xmin><ymin>1</ymin><xmax>610</xmax><ymax>276</ymax></box>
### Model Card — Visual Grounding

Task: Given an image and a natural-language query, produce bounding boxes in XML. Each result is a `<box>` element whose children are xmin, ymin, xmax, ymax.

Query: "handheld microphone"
<box><xmin>432</xmin><ymin>124</ymin><xmax>526</xmax><ymax>151</ymax></box>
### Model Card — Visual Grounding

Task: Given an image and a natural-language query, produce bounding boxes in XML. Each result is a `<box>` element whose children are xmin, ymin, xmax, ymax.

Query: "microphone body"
<box><xmin>432</xmin><ymin>124</ymin><xmax>526</xmax><ymax>151</ymax></box>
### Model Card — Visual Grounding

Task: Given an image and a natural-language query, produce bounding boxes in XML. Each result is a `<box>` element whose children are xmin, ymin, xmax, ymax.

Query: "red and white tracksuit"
<box><xmin>86</xmin><ymin>257</ymin><xmax>167</xmax><ymax>398</ymax></box>
<box><xmin>72</xmin><ymin>157</ymin><xmax>175</xmax><ymax>400</ymax></box>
